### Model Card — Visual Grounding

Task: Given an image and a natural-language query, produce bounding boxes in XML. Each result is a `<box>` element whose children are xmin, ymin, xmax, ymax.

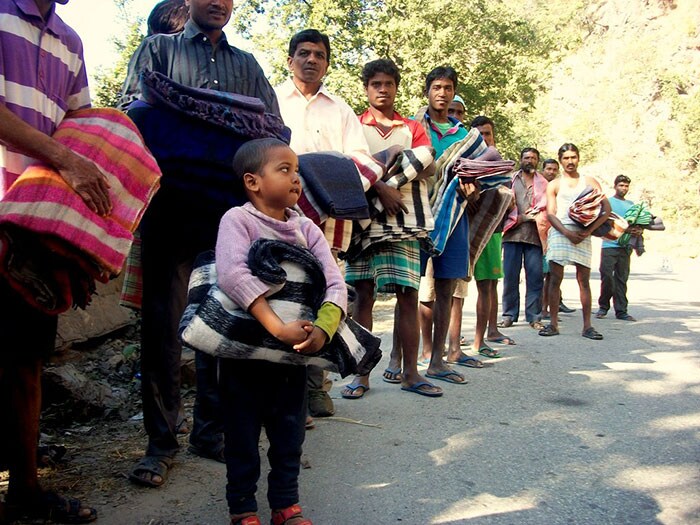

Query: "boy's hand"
<box><xmin>275</xmin><ymin>320</ymin><xmax>314</xmax><ymax>346</ymax></box>
<box><xmin>375</xmin><ymin>181</ymin><xmax>408</xmax><ymax>216</ymax></box>
<box><xmin>293</xmin><ymin>326</ymin><xmax>328</xmax><ymax>354</ymax></box>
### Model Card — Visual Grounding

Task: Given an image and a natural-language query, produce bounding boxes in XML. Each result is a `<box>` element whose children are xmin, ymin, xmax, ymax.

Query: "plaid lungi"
<box><xmin>345</xmin><ymin>240</ymin><xmax>420</xmax><ymax>293</ymax></box>
<box><xmin>547</xmin><ymin>226</ymin><xmax>592</xmax><ymax>268</ymax></box>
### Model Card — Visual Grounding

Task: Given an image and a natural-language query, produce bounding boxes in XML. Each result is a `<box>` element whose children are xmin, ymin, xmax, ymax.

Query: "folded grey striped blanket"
<box><xmin>344</xmin><ymin>145</ymin><xmax>436</xmax><ymax>261</ymax></box>
<box><xmin>467</xmin><ymin>186</ymin><xmax>513</xmax><ymax>274</ymax></box>
<box><xmin>178</xmin><ymin>241</ymin><xmax>382</xmax><ymax>377</ymax></box>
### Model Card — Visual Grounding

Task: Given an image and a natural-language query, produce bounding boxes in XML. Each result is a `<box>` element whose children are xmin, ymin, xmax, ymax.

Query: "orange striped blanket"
<box><xmin>0</xmin><ymin>108</ymin><xmax>161</xmax><ymax>313</ymax></box>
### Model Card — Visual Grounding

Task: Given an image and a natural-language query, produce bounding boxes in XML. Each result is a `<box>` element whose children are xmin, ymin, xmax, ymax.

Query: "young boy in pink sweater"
<box><xmin>216</xmin><ymin>138</ymin><xmax>347</xmax><ymax>525</ymax></box>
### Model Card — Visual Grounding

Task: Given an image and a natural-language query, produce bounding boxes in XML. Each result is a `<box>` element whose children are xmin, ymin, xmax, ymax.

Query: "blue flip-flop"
<box><xmin>446</xmin><ymin>355</ymin><xmax>484</xmax><ymax>368</ymax></box>
<box><xmin>340</xmin><ymin>384</ymin><xmax>369</xmax><ymax>399</ymax></box>
<box><xmin>401</xmin><ymin>381</ymin><xmax>443</xmax><ymax>397</ymax></box>
<box><xmin>426</xmin><ymin>370</ymin><xmax>467</xmax><ymax>384</ymax></box>
<box><xmin>382</xmin><ymin>367</ymin><xmax>402</xmax><ymax>384</ymax></box>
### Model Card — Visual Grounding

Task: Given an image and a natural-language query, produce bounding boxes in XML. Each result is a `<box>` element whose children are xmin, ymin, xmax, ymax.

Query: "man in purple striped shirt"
<box><xmin>0</xmin><ymin>1</ymin><xmax>110</xmax><ymax>522</ymax></box>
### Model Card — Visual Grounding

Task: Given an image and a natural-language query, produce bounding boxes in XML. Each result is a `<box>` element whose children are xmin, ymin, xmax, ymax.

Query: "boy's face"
<box><xmin>447</xmin><ymin>101</ymin><xmax>465</xmax><ymax>123</ymax></box>
<box><xmin>542</xmin><ymin>162</ymin><xmax>559</xmax><ymax>182</ymax></box>
<box><xmin>365</xmin><ymin>72</ymin><xmax>397</xmax><ymax>113</ymax></box>
<box><xmin>614</xmin><ymin>181</ymin><xmax>630</xmax><ymax>199</ymax></box>
<box><xmin>475</xmin><ymin>124</ymin><xmax>494</xmax><ymax>147</ymax></box>
<box><xmin>427</xmin><ymin>77</ymin><xmax>454</xmax><ymax>113</ymax></box>
<box><xmin>247</xmin><ymin>146</ymin><xmax>301</xmax><ymax>210</ymax></box>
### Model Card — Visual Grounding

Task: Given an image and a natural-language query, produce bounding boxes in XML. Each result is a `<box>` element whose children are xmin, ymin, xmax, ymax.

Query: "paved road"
<box><xmin>98</xmin><ymin>253</ymin><xmax>700</xmax><ymax>525</ymax></box>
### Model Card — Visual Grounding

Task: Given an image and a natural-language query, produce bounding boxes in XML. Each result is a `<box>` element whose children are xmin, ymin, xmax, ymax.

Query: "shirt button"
<box><xmin>210</xmin><ymin>57</ymin><xmax>215</xmax><ymax>62</ymax></box>
<box><xmin>213</xmin><ymin>79</ymin><xmax>219</xmax><ymax>85</ymax></box>
<box><xmin>202</xmin><ymin>37</ymin><xmax>207</xmax><ymax>42</ymax></box>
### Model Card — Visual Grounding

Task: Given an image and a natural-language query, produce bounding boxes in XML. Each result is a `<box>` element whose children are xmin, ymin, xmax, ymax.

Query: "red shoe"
<box><xmin>231</xmin><ymin>514</ymin><xmax>262</xmax><ymax>525</ymax></box>
<box><xmin>271</xmin><ymin>504</ymin><xmax>312</xmax><ymax>525</ymax></box>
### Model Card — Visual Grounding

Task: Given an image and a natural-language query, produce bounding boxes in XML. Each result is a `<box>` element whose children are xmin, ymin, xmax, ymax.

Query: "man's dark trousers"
<box><xmin>598</xmin><ymin>246</ymin><xmax>631</xmax><ymax>316</ymax></box>
<box><xmin>139</xmin><ymin>189</ymin><xmax>226</xmax><ymax>458</ymax></box>
<box><xmin>502</xmin><ymin>241</ymin><xmax>543</xmax><ymax>323</ymax></box>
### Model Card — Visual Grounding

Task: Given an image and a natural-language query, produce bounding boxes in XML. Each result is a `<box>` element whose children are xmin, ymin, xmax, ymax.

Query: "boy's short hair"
<box><xmin>233</xmin><ymin>138</ymin><xmax>290</xmax><ymax>193</ymax></box>
<box><xmin>470</xmin><ymin>115</ymin><xmax>494</xmax><ymax>130</ymax></box>
<box><xmin>424</xmin><ymin>66</ymin><xmax>458</xmax><ymax>95</ymax></box>
<box><xmin>362</xmin><ymin>59</ymin><xmax>401</xmax><ymax>87</ymax></box>
<box><xmin>288</xmin><ymin>29</ymin><xmax>331</xmax><ymax>61</ymax></box>
<box><xmin>542</xmin><ymin>158</ymin><xmax>559</xmax><ymax>167</ymax></box>
<box><xmin>614</xmin><ymin>174</ymin><xmax>631</xmax><ymax>185</ymax></box>
<box><xmin>147</xmin><ymin>0</ymin><xmax>188</xmax><ymax>36</ymax></box>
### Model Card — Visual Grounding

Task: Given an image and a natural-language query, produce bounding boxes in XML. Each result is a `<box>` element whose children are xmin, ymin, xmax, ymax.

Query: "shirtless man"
<box><xmin>539</xmin><ymin>143</ymin><xmax>610</xmax><ymax>340</ymax></box>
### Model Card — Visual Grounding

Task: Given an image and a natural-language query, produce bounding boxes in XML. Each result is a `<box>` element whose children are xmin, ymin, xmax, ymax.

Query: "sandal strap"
<box><xmin>232</xmin><ymin>515</ymin><xmax>262</xmax><ymax>525</ymax></box>
<box><xmin>271</xmin><ymin>504</ymin><xmax>311</xmax><ymax>525</ymax></box>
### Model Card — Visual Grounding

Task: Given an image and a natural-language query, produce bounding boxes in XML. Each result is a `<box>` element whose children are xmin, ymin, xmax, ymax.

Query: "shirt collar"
<box><xmin>279</xmin><ymin>78</ymin><xmax>332</xmax><ymax>101</ymax></box>
<box><xmin>424</xmin><ymin>113</ymin><xmax>463</xmax><ymax>137</ymax></box>
<box><xmin>14</xmin><ymin>0</ymin><xmax>66</xmax><ymax>37</ymax></box>
<box><xmin>183</xmin><ymin>19</ymin><xmax>230</xmax><ymax>47</ymax></box>
<box><xmin>359</xmin><ymin>109</ymin><xmax>406</xmax><ymax>128</ymax></box>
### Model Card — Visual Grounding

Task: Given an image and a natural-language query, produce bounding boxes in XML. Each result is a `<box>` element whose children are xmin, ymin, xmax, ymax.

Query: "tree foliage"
<box><xmin>92</xmin><ymin>0</ymin><xmax>145</xmax><ymax>108</ymax></box>
<box><xmin>233</xmin><ymin>0</ymin><xmax>554</xmax><ymax>159</ymax></box>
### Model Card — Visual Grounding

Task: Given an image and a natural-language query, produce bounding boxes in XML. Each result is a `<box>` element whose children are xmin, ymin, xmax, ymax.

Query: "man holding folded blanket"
<box><xmin>275</xmin><ymin>29</ymin><xmax>375</xmax><ymax>419</ymax></box>
<box><xmin>0</xmin><ymin>0</ymin><xmax>110</xmax><ymax>522</ymax></box>
<box><xmin>119</xmin><ymin>0</ymin><xmax>281</xmax><ymax>487</ymax></box>
<box><xmin>595</xmin><ymin>175</ymin><xmax>642</xmax><ymax>322</ymax></box>
<box><xmin>340</xmin><ymin>59</ymin><xmax>442</xmax><ymax>400</ymax></box>
<box><xmin>415</xmin><ymin>67</ymin><xmax>480</xmax><ymax>387</ymax></box>
<box><xmin>540</xmin><ymin>143</ymin><xmax>610</xmax><ymax>340</ymax></box>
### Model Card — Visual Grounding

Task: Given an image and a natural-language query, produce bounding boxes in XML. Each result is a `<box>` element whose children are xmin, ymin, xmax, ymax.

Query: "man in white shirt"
<box><xmin>275</xmin><ymin>29</ymin><xmax>372</xmax><ymax>419</ymax></box>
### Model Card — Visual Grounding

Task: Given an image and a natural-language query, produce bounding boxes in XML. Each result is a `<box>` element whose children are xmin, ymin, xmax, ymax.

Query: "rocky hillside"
<box><xmin>526</xmin><ymin>0</ymin><xmax>699</xmax><ymax>257</ymax></box>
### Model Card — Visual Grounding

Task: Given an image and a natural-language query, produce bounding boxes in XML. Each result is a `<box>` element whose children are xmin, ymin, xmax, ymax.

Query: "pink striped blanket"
<box><xmin>0</xmin><ymin>108</ymin><xmax>161</xmax><ymax>275</ymax></box>
<box><xmin>0</xmin><ymin>108</ymin><xmax>161</xmax><ymax>313</ymax></box>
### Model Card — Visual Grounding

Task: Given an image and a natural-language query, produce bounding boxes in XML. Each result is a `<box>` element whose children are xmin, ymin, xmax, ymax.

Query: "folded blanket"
<box><xmin>466</xmin><ymin>186</ymin><xmax>513</xmax><ymax>275</ymax></box>
<box><xmin>618</xmin><ymin>201</ymin><xmax>663</xmax><ymax>252</ymax></box>
<box><xmin>344</xmin><ymin>145</ymin><xmax>436</xmax><ymax>261</ymax></box>
<box><xmin>140</xmin><ymin>71</ymin><xmax>288</xmax><ymax>139</ymax></box>
<box><xmin>179</xmin><ymin>241</ymin><xmax>382</xmax><ymax>377</ymax></box>
<box><xmin>296</xmin><ymin>152</ymin><xmax>370</xmax><ymax>222</ymax></box>
<box><xmin>296</xmin><ymin>150</ymin><xmax>385</xmax><ymax>254</ymax></box>
<box><xmin>429</xmin><ymin>134</ymin><xmax>515</xmax><ymax>256</ymax></box>
<box><xmin>0</xmin><ymin>109</ymin><xmax>161</xmax><ymax>272</ymax></box>
<box><xmin>127</xmin><ymin>72</ymin><xmax>291</xmax><ymax>210</ymax></box>
<box><xmin>0</xmin><ymin>108</ymin><xmax>160</xmax><ymax>313</ymax></box>
<box><xmin>568</xmin><ymin>187</ymin><xmax>605</xmax><ymax>227</ymax></box>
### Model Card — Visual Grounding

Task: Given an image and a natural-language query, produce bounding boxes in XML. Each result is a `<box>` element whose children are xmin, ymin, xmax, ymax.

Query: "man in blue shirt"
<box><xmin>596</xmin><ymin>175</ymin><xmax>641</xmax><ymax>321</ymax></box>
<box><xmin>416</xmin><ymin>67</ymin><xmax>478</xmax><ymax>386</ymax></box>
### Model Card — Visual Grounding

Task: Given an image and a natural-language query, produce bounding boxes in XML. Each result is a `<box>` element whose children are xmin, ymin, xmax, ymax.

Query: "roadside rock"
<box><xmin>43</xmin><ymin>363</ymin><xmax>129</xmax><ymax>418</ymax></box>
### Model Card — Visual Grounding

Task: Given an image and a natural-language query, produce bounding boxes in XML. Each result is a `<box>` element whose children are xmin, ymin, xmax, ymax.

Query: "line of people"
<box><xmin>0</xmin><ymin>1</ymin><xmax>651</xmax><ymax>524</ymax></box>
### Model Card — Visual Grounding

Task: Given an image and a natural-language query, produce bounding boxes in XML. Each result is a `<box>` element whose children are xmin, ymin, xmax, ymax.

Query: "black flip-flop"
<box><xmin>582</xmin><ymin>327</ymin><xmax>603</xmax><ymax>340</ymax></box>
<box><xmin>539</xmin><ymin>324</ymin><xmax>559</xmax><ymax>337</ymax></box>
<box><xmin>128</xmin><ymin>455</ymin><xmax>172</xmax><ymax>488</ymax></box>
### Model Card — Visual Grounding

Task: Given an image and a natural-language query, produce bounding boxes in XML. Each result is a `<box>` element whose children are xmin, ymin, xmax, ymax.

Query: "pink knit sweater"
<box><xmin>215</xmin><ymin>202</ymin><xmax>347</xmax><ymax>313</ymax></box>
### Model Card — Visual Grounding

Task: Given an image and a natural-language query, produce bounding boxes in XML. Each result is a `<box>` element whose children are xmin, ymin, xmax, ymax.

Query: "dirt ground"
<box><xmin>2</xmin><ymin>248</ymin><xmax>699</xmax><ymax>524</ymax></box>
